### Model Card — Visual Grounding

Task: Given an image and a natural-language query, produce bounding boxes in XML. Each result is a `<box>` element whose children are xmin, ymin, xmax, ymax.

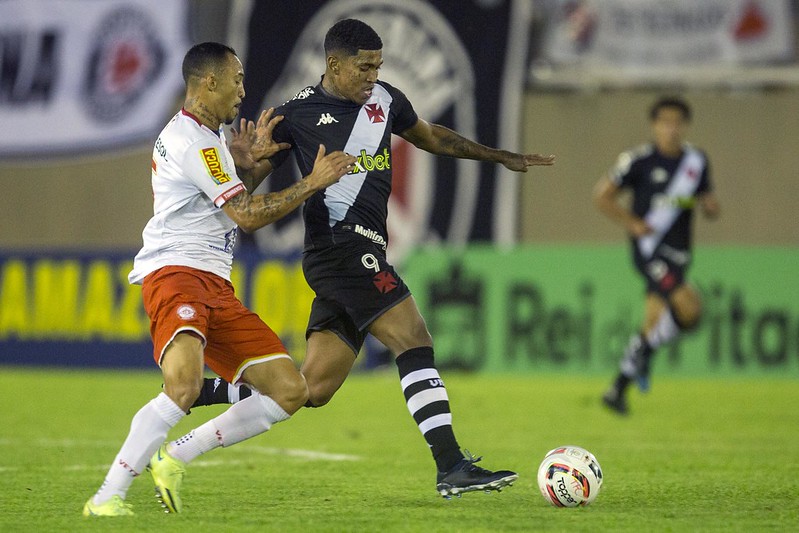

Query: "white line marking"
<box><xmin>0</xmin><ymin>439</ymin><xmax>360</xmax><ymax>472</ymax></box>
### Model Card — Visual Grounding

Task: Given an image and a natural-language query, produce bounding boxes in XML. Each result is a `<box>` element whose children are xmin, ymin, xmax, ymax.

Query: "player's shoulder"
<box><xmin>278</xmin><ymin>85</ymin><xmax>321</xmax><ymax>111</ymax></box>
<box><xmin>623</xmin><ymin>143</ymin><xmax>655</xmax><ymax>163</ymax></box>
<box><xmin>159</xmin><ymin>111</ymin><xmax>222</xmax><ymax>156</ymax></box>
<box><xmin>682</xmin><ymin>142</ymin><xmax>709</xmax><ymax>162</ymax></box>
<box><xmin>375</xmin><ymin>79</ymin><xmax>408</xmax><ymax>100</ymax></box>
<box><xmin>613</xmin><ymin>143</ymin><xmax>653</xmax><ymax>173</ymax></box>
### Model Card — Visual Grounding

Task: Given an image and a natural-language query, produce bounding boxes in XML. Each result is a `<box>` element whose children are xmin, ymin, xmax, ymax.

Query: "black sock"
<box><xmin>396</xmin><ymin>347</ymin><xmax>464</xmax><ymax>472</ymax></box>
<box><xmin>192</xmin><ymin>377</ymin><xmax>252</xmax><ymax>407</ymax></box>
<box><xmin>613</xmin><ymin>373</ymin><xmax>632</xmax><ymax>395</ymax></box>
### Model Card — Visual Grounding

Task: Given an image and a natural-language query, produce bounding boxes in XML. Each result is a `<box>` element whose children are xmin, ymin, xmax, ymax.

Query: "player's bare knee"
<box><xmin>270</xmin><ymin>372</ymin><xmax>308</xmax><ymax>413</ymax></box>
<box><xmin>164</xmin><ymin>378</ymin><xmax>202</xmax><ymax>412</ymax></box>
<box><xmin>306</xmin><ymin>382</ymin><xmax>334</xmax><ymax>407</ymax></box>
<box><xmin>677</xmin><ymin>308</ymin><xmax>702</xmax><ymax>330</ymax></box>
<box><xmin>672</xmin><ymin>300</ymin><xmax>702</xmax><ymax>330</ymax></box>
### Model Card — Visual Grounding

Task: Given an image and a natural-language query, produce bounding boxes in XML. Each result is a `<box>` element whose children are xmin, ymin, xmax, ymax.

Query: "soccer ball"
<box><xmin>537</xmin><ymin>445</ymin><xmax>603</xmax><ymax>507</ymax></box>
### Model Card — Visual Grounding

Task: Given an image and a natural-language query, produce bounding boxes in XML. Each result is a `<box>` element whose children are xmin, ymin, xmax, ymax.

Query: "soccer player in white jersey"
<box><xmin>83</xmin><ymin>42</ymin><xmax>355</xmax><ymax>516</ymax></box>
<box><xmin>594</xmin><ymin>96</ymin><xmax>720</xmax><ymax>415</ymax></box>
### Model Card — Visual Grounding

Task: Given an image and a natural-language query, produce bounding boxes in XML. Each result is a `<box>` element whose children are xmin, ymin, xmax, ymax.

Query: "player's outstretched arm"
<box><xmin>398</xmin><ymin>118</ymin><xmax>555</xmax><ymax>172</ymax></box>
<box><xmin>223</xmin><ymin>145</ymin><xmax>355</xmax><ymax>233</ymax></box>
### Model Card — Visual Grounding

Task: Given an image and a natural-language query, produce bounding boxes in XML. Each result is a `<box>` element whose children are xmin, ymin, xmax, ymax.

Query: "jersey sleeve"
<box><xmin>183</xmin><ymin>138</ymin><xmax>245</xmax><ymax>207</ymax></box>
<box><xmin>384</xmin><ymin>82</ymin><xmax>418</xmax><ymax>134</ymax></box>
<box><xmin>609</xmin><ymin>150</ymin><xmax>636</xmax><ymax>188</ymax></box>
<box><xmin>268</xmin><ymin>104</ymin><xmax>295</xmax><ymax>170</ymax></box>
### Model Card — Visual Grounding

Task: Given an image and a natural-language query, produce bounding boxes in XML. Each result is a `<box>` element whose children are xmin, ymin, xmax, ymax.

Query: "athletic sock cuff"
<box><xmin>153</xmin><ymin>392</ymin><xmax>186</xmax><ymax>426</ymax></box>
<box><xmin>258</xmin><ymin>394</ymin><xmax>291</xmax><ymax>424</ymax></box>
<box><xmin>395</xmin><ymin>346</ymin><xmax>435</xmax><ymax>375</ymax></box>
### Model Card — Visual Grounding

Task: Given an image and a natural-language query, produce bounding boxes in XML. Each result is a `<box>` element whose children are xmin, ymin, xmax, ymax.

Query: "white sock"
<box><xmin>645</xmin><ymin>308</ymin><xmax>680</xmax><ymax>349</ymax></box>
<box><xmin>229</xmin><ymin>383</ymin><xmax>243</xmax><ymax>403</ymax></box>
<box><xmin>93</xmin><ymin>393</ymin><xmax>184</xmax><ymax>504</ymax></box>
<box><xmin>169</xmin><ymin>394</ymin><xmax>289</xmax><ymax>464</ymax></box>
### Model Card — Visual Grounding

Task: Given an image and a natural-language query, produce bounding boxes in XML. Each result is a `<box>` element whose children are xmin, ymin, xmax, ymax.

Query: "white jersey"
<box><xmin>128</xmin><ymin>109</ymin><xmax>246</xmax><ymax>284</ymax></box>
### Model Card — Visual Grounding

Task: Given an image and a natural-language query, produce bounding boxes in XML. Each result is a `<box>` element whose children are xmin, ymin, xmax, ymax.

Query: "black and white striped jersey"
<box><xmin>610</xmin><ymin>142</ymin><xmax>713</xmax><ymax>255</ymax></box>
<box><xmin>271</xmin><ymin>79</ymin><xmax>418</xmax><ymax>251</ymax></box>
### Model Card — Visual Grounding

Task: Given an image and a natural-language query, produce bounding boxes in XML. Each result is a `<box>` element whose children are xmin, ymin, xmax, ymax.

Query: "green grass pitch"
<box><xmin>0</xmin><ymin>366</ymin><xmax>796</xmax><ymax>532</ymax></box>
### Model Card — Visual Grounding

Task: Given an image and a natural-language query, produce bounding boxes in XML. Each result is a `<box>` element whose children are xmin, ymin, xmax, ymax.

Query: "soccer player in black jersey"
<box><xmin>594</xmin><ymin>96</ymin><xmax>720</xmax><ymax>415</ymax></box>
<box><xmin>193</xmin><ymin>19</ymin><xmax>554</xmax><ymax>497</ymax></box>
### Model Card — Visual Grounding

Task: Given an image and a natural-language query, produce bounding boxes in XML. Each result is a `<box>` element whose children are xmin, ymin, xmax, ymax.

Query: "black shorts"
<box><xmin>633</xmin><ymin>244</ymin><xmax>691</xmax><ymax>298</ymax></box>
<box><xmin>302</xmin><ymin>238</ymin><xmax>411</xmax><ymax>353</ymax></box>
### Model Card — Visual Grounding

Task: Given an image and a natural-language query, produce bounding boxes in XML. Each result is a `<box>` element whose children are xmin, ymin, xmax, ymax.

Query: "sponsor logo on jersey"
<box><xmin>200</xmin><ymin>147</ymin><xmax>231</xmax><ymax>184</ymax></box>
<box><xmin>291</xmin><ymin>87</ymin><xmax>315</xmax><ymax>101</ymax></box>
<box><xmin>364</xmin><ymin>103</ymin><xmax>385</xmax><ymax>123</ymax></box>
<box><xmin>354</xmin><ymin>224</ymin><xmax>387</xmax><ymax>247</ymax></box>
<box><xmin>316</xmin><ymin>113</ymin><xmax>339</xmax><ymax>126</ymax></box>
<box><xmin>349</xmin><ymin>148</ymin><xmax>391</xmax><ymax>174</ymax></box>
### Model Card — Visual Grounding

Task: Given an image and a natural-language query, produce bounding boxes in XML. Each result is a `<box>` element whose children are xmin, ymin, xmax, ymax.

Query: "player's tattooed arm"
<box><xmin>222</xmin><ymin>145</ymin><xmax>355</xmax><ymax>232</ymax></box>
<box><xmin>399</xmin><ymin>118</ymin><xmax>554</xmax><ymax>172</ymax></box>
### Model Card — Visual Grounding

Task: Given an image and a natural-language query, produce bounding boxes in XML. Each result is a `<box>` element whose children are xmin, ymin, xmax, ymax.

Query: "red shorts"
<box><xmin>141</xmin><ymin>265</ymin><xmax>289</xmax><ymax>384</ymax></box>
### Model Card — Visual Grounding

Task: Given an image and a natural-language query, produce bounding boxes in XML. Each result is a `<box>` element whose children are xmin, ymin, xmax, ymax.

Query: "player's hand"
<box><xmin>502</xmin><ymin>152</ymin><xmax>556</xmax><ymax>172</ymax></box>
<box><xmin>306</xmin><ymin>145</ymin><xmax>356</xmax><ymax>189</ymax></box>
<box><xmin>229</xmin><ymin>108</ymin><xmax>291</xmax><ymax>170</ymax></box>
<box><xmin>250</xmin><ymin>108</ymin><xmax>292</xmax><ymax>160</ymax></box>
<box><xmin>628</xmin><ymin>218</ymin><xmax>654</xmax><ymax>238</ymax></box>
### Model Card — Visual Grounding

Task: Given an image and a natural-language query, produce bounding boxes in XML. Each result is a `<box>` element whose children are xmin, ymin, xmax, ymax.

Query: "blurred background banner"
<box><xmin>235</xmin><ymin>0</ymin><xmax>533</xmax><ymax>259</ymax></box>
<box><xmin>402</xmin><ymin>245</ymin><xmax>799</xmax><ymax>375</ymax></box>
<box><xmin>0</xmin><ymin>249</ymin><xmax>313</xmax><ymax>367</ymax></box>
<box><xmin>0</xmin><ymin>0</ymin><xmax>189</xmax><ymax>158</ymax></box>
<box><xmin>543</xmin><ymin>0</ymin><xmax>793</xmax><ymax>66</ymax></box>
<box><xmin>531</xmin><ymin>0</ymin><xmax>797</xmax><ymax>86</ymax></box>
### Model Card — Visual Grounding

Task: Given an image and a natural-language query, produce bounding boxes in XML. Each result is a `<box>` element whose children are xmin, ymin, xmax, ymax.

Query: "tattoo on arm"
<box><xmin>226</xmin><ymin>178</ymin><xmax>316</xmax><ymax>232</ymax></box>
<box><xmin>430</xmin><ymin>124</ymin><xmax>501</xmax><ymax>162</ymax></box>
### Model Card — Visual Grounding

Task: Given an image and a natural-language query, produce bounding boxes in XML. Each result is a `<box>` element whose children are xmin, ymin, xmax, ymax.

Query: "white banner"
<box><xmin>542</xmin><ymin>0</ymin><xmax>794</xmax><ymax>67</ymax></box>
<box><xmin>0</xmin><ymin>0</ymin><xmax>189</xmax><ymax>158</ymax></box>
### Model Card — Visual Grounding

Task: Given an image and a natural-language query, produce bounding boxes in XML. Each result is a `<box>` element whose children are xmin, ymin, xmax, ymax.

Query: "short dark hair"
<box><xmin>324</xmin><ymin>19</ymin><xmax>382</xmax><ymax>56</ymax></box>
<box><xmin>182</xmin><ymin>42</ymin><xmax>237</xmax><ymax>84</ymax></box>
<box><xmin>649</xmin><ymin>96</ymin><xmax>692</xmax><ymax>122</ymax></box>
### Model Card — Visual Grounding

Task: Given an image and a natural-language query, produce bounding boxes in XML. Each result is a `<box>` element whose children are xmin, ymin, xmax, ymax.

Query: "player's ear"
<box><xmin>205</xmin><ymin>73</ymin><xmax>217</xmax><ymax>91</ymax></box>
<box><xmin>327</xmin><ymin>55</ymin><xmax>340</xmax><ymax>74</ymax></box>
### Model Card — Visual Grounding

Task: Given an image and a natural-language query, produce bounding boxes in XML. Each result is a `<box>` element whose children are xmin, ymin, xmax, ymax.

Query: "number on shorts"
<box><xmin>361</xmin><ymin>253</ymin><xmax>379</xmax><ymax>273</ymax></box>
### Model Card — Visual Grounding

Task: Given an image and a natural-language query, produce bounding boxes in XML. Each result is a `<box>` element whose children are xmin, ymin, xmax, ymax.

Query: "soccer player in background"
<box><xmin>595</xmin><ymin>96</ymin><xmax>720</xmax><ymax>415</ymax></box>
<box><xmin>83</xmin><ymin>42</ymin><xmax>355</xmax><ymax>516</ymax></box>
<box><xmin>190</xmin><ymin>19</ymin><xmax>555</xmax><ymax>498</ymax></box>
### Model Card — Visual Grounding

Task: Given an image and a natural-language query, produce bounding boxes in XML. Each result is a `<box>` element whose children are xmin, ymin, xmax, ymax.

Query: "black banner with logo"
<box><xmin>236</xmin><ymin>0</ymin><xmax>532</xmax><ymax>259</ymax></box>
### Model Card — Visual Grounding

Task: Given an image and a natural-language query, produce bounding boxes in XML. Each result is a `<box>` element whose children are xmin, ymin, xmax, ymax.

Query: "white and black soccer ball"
<box><xmin>537</xmin><ymin>445</ymin><xmax>603</xmax><ymax>507</ymax></box>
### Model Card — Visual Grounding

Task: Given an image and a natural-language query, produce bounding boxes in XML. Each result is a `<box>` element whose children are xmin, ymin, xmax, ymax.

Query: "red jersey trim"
<box><xmin>214</xmin><ymin>183</ymin><xmax>245</xmax><ymax>207</ymax></box>
<box><xmin>180</xmin><ymin>107</ymin><xmax>203</xmax><ymax>125</ymax></box>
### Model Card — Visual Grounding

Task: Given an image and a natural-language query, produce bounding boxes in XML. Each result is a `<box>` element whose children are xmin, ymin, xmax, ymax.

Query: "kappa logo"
<box><xmin>316</xmin><ymin>113</ymin><xmax>339</xmax><ymax>126</ymax></box>
<box><xmin>651</xmin><ymin>168</ymin><xmax>668</xmax><ymax>183</ymax></box>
